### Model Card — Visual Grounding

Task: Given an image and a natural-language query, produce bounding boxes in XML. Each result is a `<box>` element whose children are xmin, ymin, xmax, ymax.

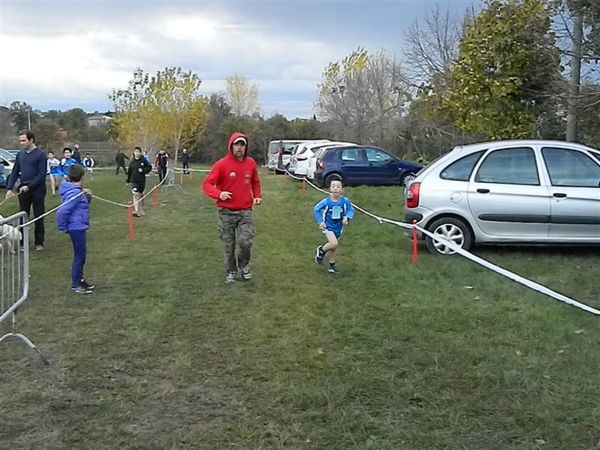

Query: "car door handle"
<box><xmin>476</xmin><ymin>188</ymin><xmax>490</xmax><ymax>194</ymax></box>
<box><xmin>553</xmin><ymin>193</ymin><xmax>567</xmax><ymax>198</ymax></box>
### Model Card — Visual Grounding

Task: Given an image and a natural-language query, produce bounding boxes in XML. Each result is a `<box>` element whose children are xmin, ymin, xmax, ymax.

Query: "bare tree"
<box><xmin>553</xmin><ymin>0</ymin><xmax>600</xmax><ymax>141</ymax></box>
<box><xmin>225</xmin><ymin>74</ymin><xmax>260</xmax><ymax>117</ymax></box>
<box><xmin>403</xmin><ymin>5</ymin><xmax>463</xmax><ymax>84</ymax></box>
<box><xmin>316</xmin><ymin>49</ymin><xmax>411</xmax><ymax>149</ymax></box>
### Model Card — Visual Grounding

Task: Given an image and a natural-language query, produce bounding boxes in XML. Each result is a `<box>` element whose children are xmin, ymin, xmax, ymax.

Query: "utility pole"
<box><xmin>566</xmin><ymin>8</ymin><xmax>583</xmax><ymax>142</ymax></box>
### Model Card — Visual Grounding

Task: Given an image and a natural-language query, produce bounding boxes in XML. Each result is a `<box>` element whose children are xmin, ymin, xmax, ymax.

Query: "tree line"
<box><xmin>2</xmin><ymin>0</ymin><xmax>598</xmax><ymax>164</ymax></box>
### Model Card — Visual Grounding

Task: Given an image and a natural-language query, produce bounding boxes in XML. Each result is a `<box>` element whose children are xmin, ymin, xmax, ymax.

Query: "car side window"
<box><xmin>475</xmin><ymin>147</ymin><xmax>539</xmax><ymax>185</ymax></box>
<box><xmin>341</xmin><ymin>148</ymin><xmax>361</xmax><ymax>161</ymax></box>
<box><xmin>542</xmin><ymin>147</ymin><xmax>600</xmax><ymax>187</ymax></box>
<box><xmin>440</xmin><ymin>151</ymin><xmax>484</xmax><ymax>181</ymax></box>
<box><xmin>365</xmin><ymin>148</ymin><xmax>392</xmax><ymax>163</ymax></box>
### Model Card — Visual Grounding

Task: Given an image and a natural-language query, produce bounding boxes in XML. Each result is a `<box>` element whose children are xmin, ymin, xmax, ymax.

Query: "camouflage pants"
<box><xmin>218</xmin><ymin>208</ymin><xmax>255</xmax><ymax>273</ymax></box>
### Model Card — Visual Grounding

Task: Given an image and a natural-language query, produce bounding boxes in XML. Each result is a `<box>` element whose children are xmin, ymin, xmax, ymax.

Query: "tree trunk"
<box><xmin>566</xmin><ymin>9</ymin><xmax>583</xmax><ymax>142</ymax></box>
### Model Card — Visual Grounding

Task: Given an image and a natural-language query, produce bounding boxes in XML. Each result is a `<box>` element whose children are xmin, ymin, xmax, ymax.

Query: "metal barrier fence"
<box><xmin>0</xmin><ymin>212</ymin><xmax>48</xmax><ymax>364</ymax></box>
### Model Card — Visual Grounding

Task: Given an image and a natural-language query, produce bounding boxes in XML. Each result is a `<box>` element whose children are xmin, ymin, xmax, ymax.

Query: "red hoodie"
<box><xmin>202</xmin><ymin>132</ymin><xmax>262</xmax><ymax>210</ymax></box>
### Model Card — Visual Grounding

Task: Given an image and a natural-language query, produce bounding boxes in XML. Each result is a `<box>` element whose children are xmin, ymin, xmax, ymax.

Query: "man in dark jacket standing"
<box><xmin>181</xmin><ymin>148</ymin><xmax>191</xmax><ymax>174</ymax></box>
<box><xmin>5</xmin><ymin>130</ymin><xmax>48</xmax><ymax>250</ymax></box>
<box><xmin>155</xmin><ymin>150</ymin><xmax>169</xmax><ymax>182</ymax></box>
<box><xmin>115</xmin><ymin>150</ymin><xmax>129</xmax><ymax>176</ymax></box>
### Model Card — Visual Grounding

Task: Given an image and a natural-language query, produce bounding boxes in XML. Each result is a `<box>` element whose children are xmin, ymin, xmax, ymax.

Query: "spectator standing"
<box><xmin>115</xmin><ymin>150</ymin><xmax>129</xmax><ymax>176</ymax></box>
<box><xmin>155</xmin><ymin>150</ymin><xmax>169</xmax><ymax>182</ymax></box>
<box><xmin>5</xmin><ymin>130</ymin><xmax>48</xmax><ymax>251</ymax></box>
<box><xmin>56</xmin><ymin>164</ymin><xmax>95</xmax><ymax>294</ymax></box>
<box><xmin>202</xmin><ymin>132</ymin><xmax>262</xmax><ymax>283</ymax></box>
<box><xmin>82</xmin><ymin>153</ymin><xmax>95</xmax><ymax>180</ymax></box>
<box><xmin>181</xmin><ymin>148</ymin><xmax>190</xmax><ymax>174</ymax></box>
<box><xmin>72</xmin><ymin>143</ymin><xmax>82</xmax><ymax>163</ymax></box>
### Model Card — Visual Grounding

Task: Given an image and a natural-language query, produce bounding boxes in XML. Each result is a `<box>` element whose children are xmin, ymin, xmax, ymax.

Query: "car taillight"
<box><xmin>405</xmin><ymin>182</ymin><xmax>420</xmax><ymax>208</ymax></box>
<box><xmin>317</xmin><ymin>159</ymin><xmax>324</xmax><ymax>170</ymax></box>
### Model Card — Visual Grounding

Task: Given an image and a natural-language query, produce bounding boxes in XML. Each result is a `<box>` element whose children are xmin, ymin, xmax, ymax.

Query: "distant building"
<box><xmin>87</xmin><ymin>114</ymin><xmax>113</xmax><ymax>127</ymax></box>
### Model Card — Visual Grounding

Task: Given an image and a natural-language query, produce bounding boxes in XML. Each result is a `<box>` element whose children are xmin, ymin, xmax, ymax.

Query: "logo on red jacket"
<box><xmin>244</xmin><ymin>171</ymin><xmax>251</xmax><ymax>184</ymax></box>
<box><xmin>229</xmin><ymin>171</ymin><xmax>236</xmax><ymax>178</ymax></box>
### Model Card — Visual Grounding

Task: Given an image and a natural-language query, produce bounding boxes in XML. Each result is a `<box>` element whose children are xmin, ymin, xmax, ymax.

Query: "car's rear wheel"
<box><xmin>425</xmin><ymin>217</ymin><xmax>473</xmax><ymax>255</ymax></box>
<box><xmin>399</xmin><ymin>172</ymin><xmax>416</xmax><ymax>186</ymax></box>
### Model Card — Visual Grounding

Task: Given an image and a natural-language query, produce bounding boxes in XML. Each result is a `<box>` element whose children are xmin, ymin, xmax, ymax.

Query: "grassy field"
<box><xmin>1</xmin><ymin>167</ymin><xmax>600</xmax><ymax>449</ymax></box>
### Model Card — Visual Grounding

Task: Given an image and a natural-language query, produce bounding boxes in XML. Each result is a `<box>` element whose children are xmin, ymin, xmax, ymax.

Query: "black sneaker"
<box><xmin>80</xmin><ymin>279</ymin><xmax>95</xmax><ymax>290</ymax></box>
<box><xmin>328</xmin><ymin>264</ymin><xmax>339</xmax><ymax>274</ymax></box>
<box><xmin>315</xmin><ymin>245</ymin><xmax>325</xmax><ymax>264</ymax></box>
<box><xmin>73</xmin><ymin>286</ymin><xmax>93</xmax><ymax>294</ymax></box>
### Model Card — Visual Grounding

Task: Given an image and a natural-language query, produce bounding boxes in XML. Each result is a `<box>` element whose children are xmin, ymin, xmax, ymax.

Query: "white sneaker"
<box><xmin>225</xmin><ymin>272</ymin><xmax>237</xmax><ymax>284</ymax></box>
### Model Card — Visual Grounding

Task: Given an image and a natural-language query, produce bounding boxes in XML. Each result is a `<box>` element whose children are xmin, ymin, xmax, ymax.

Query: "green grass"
<box><xmin>1</xmin><ymin>168</ymin><xmax>600</xmax><ymax>449</ymax></box>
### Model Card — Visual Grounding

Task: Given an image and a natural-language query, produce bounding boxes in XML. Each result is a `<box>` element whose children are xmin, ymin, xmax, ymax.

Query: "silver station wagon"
<box><xmin>404</xmin><ymin>140</ymin><xmax>600</xmax><ymax>255</ymax></box>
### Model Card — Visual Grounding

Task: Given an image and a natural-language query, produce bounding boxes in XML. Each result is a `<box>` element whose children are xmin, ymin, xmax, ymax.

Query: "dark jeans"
<box><xmin>158</xmin><ymin>166</ymin><xmax>167</xmax><ymax>182</ymax></box>
<box><xmin>18</xmin><ymin>187</ymin><xmax>46</xmax><ymax>246</ymax></box>
<box><xmin>68</xmin><ymin>230</ymin><xmax>87</xmax><ymax>287</ymax></box>
<box><xmin>183</xmin><ymin>162</ymin><xmax>189</xmax><ymax>174</ymax></box>
<box><xmin>116</xmin><ymin>164</ymin><xmax>127</xmax><ymax>175</ymax></box>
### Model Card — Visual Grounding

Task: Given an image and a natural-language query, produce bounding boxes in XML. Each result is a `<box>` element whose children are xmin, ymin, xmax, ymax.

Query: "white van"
<box><xmin>266</xmin><ymin>140</ymin><xmax>309</xmax><ymax>173</ymax></box>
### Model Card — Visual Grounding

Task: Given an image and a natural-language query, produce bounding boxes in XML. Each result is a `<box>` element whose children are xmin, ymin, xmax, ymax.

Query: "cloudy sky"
<box><xmin>0</xmin><ymin>0</ymin><xmax>477</xmax><ymax>119</ymax></box>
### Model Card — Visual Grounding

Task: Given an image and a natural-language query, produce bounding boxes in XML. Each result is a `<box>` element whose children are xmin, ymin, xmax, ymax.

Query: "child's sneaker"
<box><xmin>240</xmin><ymin>266</ymin><xmax>252</xmax><ymax>281</ymax></box>
<box><xmin>225</xmin><ymin>272</ymin><xmax>237</xmax><ymax>284</ymax></box>
<box><xmin>73</xmin><ymin>286</ymin><xmax>93</xmax><ymax>294</ymax></box>
<box><xmin>328</xmin><ymin>263</ymin><xmax>339</xmax><ymax>274</ymax></box>
<box><xmin>315</xmin><ymin>245</ymin><xmax>325</xmax><ymax>264</ymax></box>
<box><xmin>80</xmin><ymin>279</ymin><xmax>95</xmax><ymax>290</ymax></box>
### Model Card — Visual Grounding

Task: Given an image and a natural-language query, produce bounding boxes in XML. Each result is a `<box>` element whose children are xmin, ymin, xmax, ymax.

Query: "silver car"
<box><xmin>405</xmin><ymin>140</ymin><xmax>600</xmax><ymax>255</ymax></box>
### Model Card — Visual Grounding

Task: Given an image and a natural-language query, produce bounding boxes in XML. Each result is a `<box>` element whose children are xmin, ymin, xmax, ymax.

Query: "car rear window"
<box><xmin>440</xmin><ymin>151</ymin><xmax>484</xmax><ymax>181</ymax></box>
<box><xmin>268</xmin><ymin>142</ymin><xmax>299</xmax><ymax>155</ymax></box>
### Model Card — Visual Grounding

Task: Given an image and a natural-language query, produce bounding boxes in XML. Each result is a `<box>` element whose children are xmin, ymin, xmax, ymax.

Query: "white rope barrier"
<box><xmin>284</xmin><ymin>170</ymin><xmax>600</xmax><ymax>316</ymax></box>
<box><xmin>91</xmin><ymin>168</ymin><xmax>172</xmax><ymax>208</ymax></box>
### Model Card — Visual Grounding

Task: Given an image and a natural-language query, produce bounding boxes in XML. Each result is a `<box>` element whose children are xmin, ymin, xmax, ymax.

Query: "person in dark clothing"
<box><xmin>155</xmin><ymin>150</ymin><xmax>169</xmax><ymax>182</ymax></box>
<box><xmin>115</xmin><ymin>150</ymin><xmax>129</xmax><ymax>175</ymax></box>
<box><xmin>181</xmin><ymin>148</ymin><xmax>191</xmax><ymax>174</ymax></box>
<box><xmin>5</xmin><ymin>130</ymin><xmax>48</xmax><ymax>251</ymax></box>
<box><xmin>126</xmin><ymin>146</ymin><xmax>152</xmax><ymax>217</ymax></box>
<box><xmin>72</xmin><ymin>144</ymin><xmax>82</xmax><ymax>163</ymax></box>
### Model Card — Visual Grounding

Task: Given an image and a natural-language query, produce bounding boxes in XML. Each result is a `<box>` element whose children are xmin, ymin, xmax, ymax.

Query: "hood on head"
<box><xmin>227</xmin><ymin>132</ymin><xmax>249</xmax><ymax>157</ymax></box>
<box><xmin>58</xmin><ymin>180</ymin><xmax>82</xmax><ymax>196</ymax></box>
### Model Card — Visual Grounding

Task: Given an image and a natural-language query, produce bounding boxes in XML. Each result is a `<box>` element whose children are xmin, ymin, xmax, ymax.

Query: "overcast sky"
<box><xmin>0</xmin><ymin>0</ymin><xmax>478</xmax><ymax>119</ymax></box>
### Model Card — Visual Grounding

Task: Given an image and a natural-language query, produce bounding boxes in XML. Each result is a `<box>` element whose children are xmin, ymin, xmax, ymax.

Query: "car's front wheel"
<box><xmin>425</xmin><ymin>217</ymin><xmax>473</xmax><ymax>255</ymax></box>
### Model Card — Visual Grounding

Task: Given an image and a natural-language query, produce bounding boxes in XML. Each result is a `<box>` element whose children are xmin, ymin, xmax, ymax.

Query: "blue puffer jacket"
<box><xmin>56</xmin><ymin>181</ymin><xmax>91</xmax><ymax>232</ymax></box>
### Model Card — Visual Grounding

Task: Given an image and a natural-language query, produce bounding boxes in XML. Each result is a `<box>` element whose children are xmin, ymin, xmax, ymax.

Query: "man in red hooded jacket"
<box><xmin>202</xmin><ymin>132</ymin><xmax>262</xmax><ymax>283</ymax></box>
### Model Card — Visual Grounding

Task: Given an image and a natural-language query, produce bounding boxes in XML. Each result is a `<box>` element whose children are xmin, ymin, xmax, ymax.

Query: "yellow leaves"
<box><xmin>110</xmin><ymin>67</ymin><xmax>208</xmax><ymax>150</ymax></box>
<box><xmin>225</xmin><ymin>74</ymin><xmax>260</xmax><ymax>116</ymax></box>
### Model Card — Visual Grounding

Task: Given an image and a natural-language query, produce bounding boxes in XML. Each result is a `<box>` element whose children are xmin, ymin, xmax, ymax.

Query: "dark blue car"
<box><xmin>313</xmin><ymin>146</ymin><xmax>423</xmax><ymax>187</ymax></box>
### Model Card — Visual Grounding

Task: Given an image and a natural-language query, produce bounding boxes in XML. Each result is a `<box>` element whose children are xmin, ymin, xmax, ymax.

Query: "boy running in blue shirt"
<box><xmin>313</xmin><ymin>179</ymin><xmax>354</xmax><ymax>273</ymax></box>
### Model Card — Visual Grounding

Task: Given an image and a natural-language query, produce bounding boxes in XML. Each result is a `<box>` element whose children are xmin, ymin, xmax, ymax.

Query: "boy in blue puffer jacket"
<box><xmin>56</xmin><ymin>164</ymin><xmax>95</xmax><ymax>294</ymax></box>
